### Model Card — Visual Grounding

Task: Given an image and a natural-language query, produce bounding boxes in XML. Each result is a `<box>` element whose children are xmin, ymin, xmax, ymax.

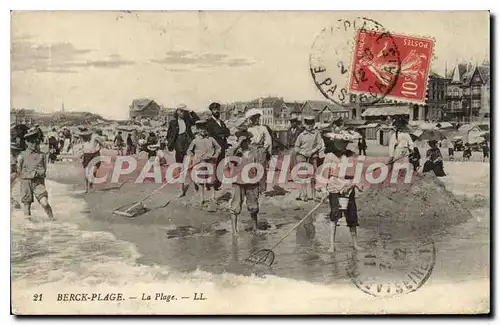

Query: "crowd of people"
<box><xmin>10</xmin><ymin>106</ymin><xmax>490</xmax><ymax>250</ymax></box>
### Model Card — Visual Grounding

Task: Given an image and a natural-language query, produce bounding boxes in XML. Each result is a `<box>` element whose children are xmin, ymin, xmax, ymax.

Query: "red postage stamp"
<box><xmin>349</xmin><ymin>30</ymin><xmax>434</xmax><ymax>103</ymax></box>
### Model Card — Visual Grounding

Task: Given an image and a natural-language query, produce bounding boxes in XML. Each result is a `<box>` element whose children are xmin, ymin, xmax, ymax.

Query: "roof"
<box><xmin>130</xmin><ymin>99</ymin><xmax>157</xmax><ymax>112</ymax></box>
<box><xmin>429</xmin><ymin>71</ymin><xmax>445</xmax><ymax>79</ymax></box>
<box><xmin>304</xmin><ymin>100</ymin><xmax>346</xmax><ymax>112</ymax></box>
<box><xmin>282</xmin><ymin>102</ymin><xmax>304</xmax><ymax>113</ymax></box>
<box><xmin>247</xmin><ymin>97</ymin><xmax>284</xmax><ymax>109</ymax></box>
<box><xmin>361</xmin><ymin>105</ymin><xmax>410</xmax><ymax>117</ymax></box>
<box><xmin>478</xmin><ymin>66</ymin><xmax>490</xmax><ymax>84</ymax></box>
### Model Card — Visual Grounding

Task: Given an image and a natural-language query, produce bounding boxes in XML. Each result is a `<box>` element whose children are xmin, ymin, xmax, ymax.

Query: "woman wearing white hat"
<box><xmin>245</xmin><ymin>108</ymin><xmax>272</xmax><ymax>193</ymax></box>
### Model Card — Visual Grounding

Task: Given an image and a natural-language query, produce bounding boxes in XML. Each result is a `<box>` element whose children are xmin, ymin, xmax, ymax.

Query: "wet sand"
<box><xmin>44</xmin><ymin>151</ymin><xmax>490</xmax><ymax>287</ymax></box>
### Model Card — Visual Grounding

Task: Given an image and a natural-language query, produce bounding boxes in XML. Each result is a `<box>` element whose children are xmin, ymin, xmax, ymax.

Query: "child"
<box><xmin>423</xmin><ymin>140</ymin><xmax>446</xmax><ymax>177</ymax></box>
<box><xmin>409</xmin><ymin>146</ymin><xmax>421</xmax><ymax>172</ymax></box>
<box><xmin>80</xmin><ymin>128</ymin><xmax>104</xmax><ymax>193</ymax></box>
<box><xmin>294</xmin><ymin>115</ymin><xmax>325</xmax><ymax>201</ymax></box>
<box><xmin>324</xmin><ymin>136</ymin><xmax>362</xmax><ymax>251</ymax></box>
<box><xmin>16</xmin><ymin>128</ymin><xmax>54</xmax><ymax>220</ymax></box>
<box><xmin>183</xmin><ymin>120</ymin><xmax>221</xmax><ymax>203</ymax></box>
<box><xmin>228</xmin><ymin>129</ymin><xmax>260</xmax><ymax>234</ymax></box>
<box><xmin>114</xmin><ymin>131</ymin><xmax>125</xmax><ymax>156</ymax></box>
<box><xmin>463</xmin><ymin>143</ymin><xmax>472</xmax><ymax>161</ymax></box>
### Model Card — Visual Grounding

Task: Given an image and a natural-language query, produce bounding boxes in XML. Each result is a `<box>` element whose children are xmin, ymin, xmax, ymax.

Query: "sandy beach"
<box><xmin>11</xmin><ymin>145</ymin><xmax>490</xmax><ymax>314</ymax></box>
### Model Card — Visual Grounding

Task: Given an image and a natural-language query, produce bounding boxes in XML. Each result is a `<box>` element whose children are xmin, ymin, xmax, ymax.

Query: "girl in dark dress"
<box><xmin>423</xmin><ymin>140</ymin><xmax>446</xmax><ymax>177</ymax></box>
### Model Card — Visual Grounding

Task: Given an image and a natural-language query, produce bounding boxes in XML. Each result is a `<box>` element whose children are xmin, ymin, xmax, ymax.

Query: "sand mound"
<box><xmin>357</xmin><ymin>173</ymin><xmax>472</xmax><ymax>239</ymax></box>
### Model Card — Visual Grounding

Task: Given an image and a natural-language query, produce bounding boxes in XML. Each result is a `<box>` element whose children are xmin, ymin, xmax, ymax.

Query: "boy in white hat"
<box><xmin>294</xmin><ymin>115</ymin><xmax>324</xmax><ymax>201</ymax></box>
<box><xmin>323</xmin><ymin>136</ymin><xmax>362</xmax><ymax>251</ymax></box>
<box><xmin>183</xmin><ymin>119</ymin><xmax>221</xmax><ymax>204</ymax></box>
<box><xmin>16</xmin><ymin>128</ymin><xmax>54</xmax><ymax>220</ymax></box>
<box><xmin>227</xmin><ymin>129</ymin><xmax>260</xmax><ymax>234</ymax></box>
<box><xmin>245</xmin><ymin>109</ymin><xmax>272</xmax><ymax>193</ymax></box>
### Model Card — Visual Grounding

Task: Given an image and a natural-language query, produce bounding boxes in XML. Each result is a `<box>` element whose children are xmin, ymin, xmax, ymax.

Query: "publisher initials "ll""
<box><xmin>194</xmin><ymin>293</ymin><xmax>206</xmax><ymax>300</ymax></box>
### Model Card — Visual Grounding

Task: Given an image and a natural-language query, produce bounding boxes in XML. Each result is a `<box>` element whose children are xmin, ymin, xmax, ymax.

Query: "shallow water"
<box><xmin>10</xmin><ymin>161</ymin><xmax>490</xmax><ymax>314</ymax></box>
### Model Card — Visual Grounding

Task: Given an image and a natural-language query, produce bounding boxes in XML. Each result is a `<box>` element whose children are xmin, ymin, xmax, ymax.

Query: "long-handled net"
<box><xmin>244</xmin><ymin>195</ymin><xmax>328</xmax><ymax>267</ymax></box>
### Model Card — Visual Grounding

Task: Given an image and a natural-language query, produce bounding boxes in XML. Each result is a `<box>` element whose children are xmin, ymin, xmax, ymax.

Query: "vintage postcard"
<box><xmin>10</xmin><ymin>11</ymin><xmax>490</xmax><ymax>315</ymax></box>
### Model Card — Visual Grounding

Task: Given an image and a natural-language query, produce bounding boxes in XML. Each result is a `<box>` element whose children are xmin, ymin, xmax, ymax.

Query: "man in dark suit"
<box><xmin>205</xmin><ymin>102</ymin><xmax>230</xmax><ymax>190</ymax></box>
<box><xmin>166</xmin><ymin>104</ymin><xmax>199</xmax><ymax>163</ymax></box>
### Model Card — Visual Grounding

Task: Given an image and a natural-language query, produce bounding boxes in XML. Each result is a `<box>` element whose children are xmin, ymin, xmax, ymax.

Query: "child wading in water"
<box><xmin>16</xmin><ymin>127</ymin><xmax>54</xmax><ymax>220</ymax></box>
<box><xmin>324</xmin><ymin>135</ymin><xmax>362</xmax><ymax>251</ymax></box>
<box><xmin>228</xmin><ymin>128</ymin><xmax>260</xmax><ymax>234</ymax></box>
<box><xmin>184</xmin><ymin>119</ymin><xmax>221</xmax><ymax>205</ymax></box>
<box><xmin>80</xmin><ymin>128</ymin><xmax>104</xmax><ymax>193</ymax></box>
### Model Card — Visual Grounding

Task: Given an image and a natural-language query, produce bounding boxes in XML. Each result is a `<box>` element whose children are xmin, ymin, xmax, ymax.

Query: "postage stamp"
<box><xmin>348</xmin><ymin>31</ymin><xmax>434</xmax><ymax>104</ymax></box>
<box><xmin>310</xmin><ymin>17</ymin><xmax>401</xmax><ymax>107</ymax></box>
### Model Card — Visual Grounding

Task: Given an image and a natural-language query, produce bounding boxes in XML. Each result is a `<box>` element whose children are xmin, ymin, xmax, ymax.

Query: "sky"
<box><xmin>11</xmin><ymin>11</ymin><xmax>490</xmax><ymax>119</ymax></box>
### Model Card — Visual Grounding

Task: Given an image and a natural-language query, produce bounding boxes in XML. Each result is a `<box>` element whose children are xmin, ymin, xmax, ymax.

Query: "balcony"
<box><xmin>445</xmin><ymin>95</ymin><xmax>461</xmax><ymax>100</ymax></box>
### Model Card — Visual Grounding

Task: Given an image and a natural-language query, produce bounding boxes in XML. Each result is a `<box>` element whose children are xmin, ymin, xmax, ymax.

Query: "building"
<box><xmin>361</xmin><ymin>103</ymin><xmax>413</xmax><ymax>121</ymax></box>
<box><xmin>445</xmin><ymin>60</ymin><xmax>490</xmax><ymax>122</ymax></box>
<box><xmin>301</xmin><ymin>100</ymin><xmax>350</xmax><ymax>124</ymax></box>
<box><xmin>129</xmin><ymin>99</ymin><xmax>161</xmax><ymax>120</ymax></box>
<box><xmin>427</xmin><ymin>71</ymin><xmax>449</xmax><ymax>121</ymax></box>
<box><xmin>246</xmin><ymin>97</ymin><xmax>285</xmax><ymax>127</ymax></box>
<box><xmin>278</xmin><ymin>101</ymin><xmax>304</xmax><ymax>127</ymax></box>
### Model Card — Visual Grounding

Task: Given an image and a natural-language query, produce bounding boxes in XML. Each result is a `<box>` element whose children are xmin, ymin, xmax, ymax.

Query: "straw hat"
<box><xmin>195</xmin><ymin>119</ymin><xmax>208</xmax><ymax>125</ymax></box>
<box><xmin>245</xmin><ymin>108</ymin><xmax>263</xmax><ymax>119</ymax></box>
<box><xmin>24</xmin><ymin>127</ymin><xmax>39</xmax><ymax>139</ymax></box>
<box><xmin>176</xmin><ymin>103</ymin><xmax>188</xmax><ymax>111</ymax></box>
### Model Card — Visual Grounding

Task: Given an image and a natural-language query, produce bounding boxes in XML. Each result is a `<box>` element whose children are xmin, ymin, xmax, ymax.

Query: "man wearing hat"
<box><xmin>245</xmin><ymin>108</ymin><xmax>272</xmax><ymax>193</ymax></box>
<box><xmin>206</xmin><ymin>102</ymin><xmax>230</xmax><ymax>190</ymax></box>
<box><xmin>293</xmin><ymin>115</ymin><xmax>325</xmax><ymax>201</ymax></box>
<box><xmin>16</xmin><ymin>127</ymin><xmax>54</xmax><ymax>220</ymax></box>
<box><xmin>166</xmin><ymin>103</ymin><xmax>199</xmax><ymax>163</ymax></box>
<box><xmin>287</xmin><ymin>114</ymin><xmax>304</xmax><ymax>149</ymax></box>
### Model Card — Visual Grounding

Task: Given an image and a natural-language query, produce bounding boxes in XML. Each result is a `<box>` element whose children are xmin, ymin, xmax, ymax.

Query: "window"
<box><xmin>447</xmin><ymin>88</ymin><xmax>452</xmax><ymax>95</ymax></box>
<box><xmin>463</xmin><ymin>88</ymin><xmax>470</xmax><ymax>95</ymax></box>
<box><xmin>472</xmin><ymin>99</ymin><xmax>481</xmax><ymax>108</ymax></box>
<box><xmin>453</xmin><ymin>88</ymin><xmax>459</xmax><ymax>96</ymax></box>
<box><xmin>472</xmin><ymin>86</ymin><xmax>481</xmax><ymax>95</ymax></box>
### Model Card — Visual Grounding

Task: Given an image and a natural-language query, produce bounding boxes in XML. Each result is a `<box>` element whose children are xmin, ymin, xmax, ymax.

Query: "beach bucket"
<box><xmin>338</xmin><ymin>196</ymin><xmax>349</xmax><ymax>210</ymax></box>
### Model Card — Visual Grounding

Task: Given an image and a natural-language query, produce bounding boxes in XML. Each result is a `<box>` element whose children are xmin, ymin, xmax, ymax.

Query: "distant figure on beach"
<box><xmin>47</xmin><ymin>128</ymin><xmax>59</xmax><ymax>163</ymax></box>
<box><xmin>441</xmin><ymin>137</ymin><xmax>453</xmax><ymax>160</ymax></box>
<box><xmin>114</xmin><ymin>131</ymin><xmax>125</xmax><ymax>156</ymax></box>
<box><xmin>62</xmin><ymin>127</ymin><xmax>73</xmax><ymax>154</ymax></box>
<box><xmin>481</xmin><ymin>141</ymin><xmax>489</xmax><ymax>162</ymax></box>
<box><xmin>126</xmin><ymin>133</ymin><xmax>134</xmax><ymax>155</ymax></box>
<box><xmin>166</xmin><ymin>104</ymin><xmax>199</xmax><ymax>163</ymax></box>
<box><xmin>206</xmin><ymin>102</ymin><xmax>230</xmax><ymax>191</ymax></box>
<box><xmin>16</xmin><ymin>127</ymin><xmax>54</xmax><ymax>221</ymax></box>
<box><xmin>463</xmin><ymin>143</ymin><xmax>472</xmax><ymax>161</ymax></box>
<box><xmin>357</xmin><ymin>134</ymin><xmax>367</xmax><ymax>156</ymax></box>
<box><xmin>287</xmin><ymin>115</ymin><xmax>304</xmax><ymax>149</ymax></box>
<box><xmin>80</xmin><ymin>128</ymin><xmax>105</xmax><ymax>193</ymax></box>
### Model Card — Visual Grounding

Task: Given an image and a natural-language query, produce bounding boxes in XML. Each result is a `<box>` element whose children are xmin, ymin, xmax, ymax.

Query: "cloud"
<box><xmin>151</xmin><ymin>50</ymin><xmax>255</xmax><ymax>69</ymax></box>
<box><xmin>11</xmin><ymin>38</ymin><xmax>135</xmax><ymax>73</ymax></box>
